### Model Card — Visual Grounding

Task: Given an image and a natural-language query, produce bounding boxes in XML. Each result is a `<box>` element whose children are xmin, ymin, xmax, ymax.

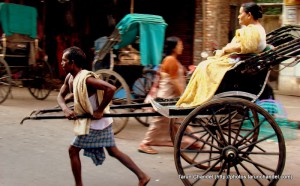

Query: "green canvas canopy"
<box><xmin>0</xmin><ymin>3</ymin><xmax>37</xmax><ymax>38</ymax></box>
<box><xmin>114</xmin><ymin>13</ymin><xmax>167</xmax><ymax>66</ymax></box>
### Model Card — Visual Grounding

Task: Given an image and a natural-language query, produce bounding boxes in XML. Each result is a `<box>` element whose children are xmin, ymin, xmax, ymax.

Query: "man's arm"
<box><xmin>57</xmin><ymin>74</ymin><xmax>76</xmax><ymax>119</ymax></box>
<box><xmin>64</xmin><ymin>93</ymin><xmax>74</xmax><ymax>104</ymax></box>
<box><xmin>86</xmin><ymin>77</ymin><xmax>116</xmax><ymax>119</ymax></box>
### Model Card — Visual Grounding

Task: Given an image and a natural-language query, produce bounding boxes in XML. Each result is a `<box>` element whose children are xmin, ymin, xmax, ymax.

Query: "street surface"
<box><xmin>0</xmin><ymin>87</ymin><xmax>300</xmax><ymax>186</ymax></box>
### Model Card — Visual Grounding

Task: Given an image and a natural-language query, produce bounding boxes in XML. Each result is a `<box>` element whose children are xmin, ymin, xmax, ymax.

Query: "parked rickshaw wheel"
<box><xmin>26</xmin><ymin>61</ymin><xmax>53</xmax><ymax>100</ymax></box>
<box><xmin>0</xmin><ymin>58</ymin><xmax>12</xmax><ymax>104</ymax></box>
<box><xmin>174</xmin><ymin>98</ymin><xmax>285</xmax><ymax>186</ymax></box>
<box><xmin>132</xmin><ymin>69</ymin><xmax>156</xmax><ymax>127</ymax></box>
<box><xmin>95</xmin><ymin>69</ymin><xmax>131</xmax><ymax>134</ymax></box>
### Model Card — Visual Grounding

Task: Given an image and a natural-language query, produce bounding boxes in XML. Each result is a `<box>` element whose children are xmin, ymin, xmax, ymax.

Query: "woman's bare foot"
<box><xmin>139</xmin><ymin>175</ymin><xmax>151</xmax><ymax>186</ymax></box>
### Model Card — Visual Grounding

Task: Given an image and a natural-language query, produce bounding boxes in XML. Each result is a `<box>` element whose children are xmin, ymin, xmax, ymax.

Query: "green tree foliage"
<box><xmin>255</xmin><ymin>0</ymin><xmax>283</xmax><ymax>15</ymax></box>
<box><xmin>255</xmin><ymin>0</ymin><xmax>282</xmax><ymax>3</ymax></box>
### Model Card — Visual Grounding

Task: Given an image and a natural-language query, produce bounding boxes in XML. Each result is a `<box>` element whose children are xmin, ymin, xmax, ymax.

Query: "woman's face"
<box><xmin>238</xmin><ymin>7</ymin><xmax>251</xmax><ymax>26</ymax></box>
<box><xmin>174</xmin><ymin>40</ymin><xmax>183</xmax><ymax>55</ymax></box>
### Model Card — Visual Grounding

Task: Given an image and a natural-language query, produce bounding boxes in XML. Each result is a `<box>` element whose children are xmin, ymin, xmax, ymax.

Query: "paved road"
<box><xmin>0</xmin><ymin>87</ymin><xmax>299</xmax><ymax>186</ymax></box>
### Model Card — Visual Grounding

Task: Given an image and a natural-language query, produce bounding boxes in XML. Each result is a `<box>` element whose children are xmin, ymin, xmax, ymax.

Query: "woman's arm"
<box><xmin>223</xmin><ymin>37</ymin><xmax>241</xmax><ymax>53</ymax></box>
<box><xmin>215</xmin><ymin>36</ymin><xmax>241</xmax><ymax>57</ymax></box>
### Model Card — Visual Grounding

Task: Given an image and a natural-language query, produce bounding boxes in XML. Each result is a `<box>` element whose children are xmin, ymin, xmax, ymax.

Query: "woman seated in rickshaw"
<box><xmin>176</xmin><ymin>2</ymin><xmax>266</xmax><ymax>107</ymax></box>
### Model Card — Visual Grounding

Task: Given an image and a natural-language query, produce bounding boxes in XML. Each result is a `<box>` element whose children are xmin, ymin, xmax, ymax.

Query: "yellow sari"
<box><xmin>176</xmin><ymin>24</ymin><xmax>264</xmax><ymax>107</ymax></box>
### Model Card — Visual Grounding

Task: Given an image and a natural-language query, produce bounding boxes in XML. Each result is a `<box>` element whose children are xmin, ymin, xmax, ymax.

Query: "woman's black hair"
<box><xmin>164</xmin><ymin>36</ymin><xmax>181</xmax><ymax>56</ymax></box>
<box><xmin>242</xmin><ymin>2</ymin><xmax>263</xmax><ymax>20</ymax></box>
<box><xmin>63</xmin><ymin>46</ymin><xmax>86</xmax><ymax>68</ymax></box>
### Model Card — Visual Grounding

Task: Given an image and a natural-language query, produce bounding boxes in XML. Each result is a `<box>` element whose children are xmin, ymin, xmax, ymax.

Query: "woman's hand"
<box><xmin>215</xmin><ymin>49</ymin><xmax>225</xmax><ymax>57</ymax></box>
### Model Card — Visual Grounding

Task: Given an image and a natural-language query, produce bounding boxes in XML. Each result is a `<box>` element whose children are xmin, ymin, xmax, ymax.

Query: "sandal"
<box><xmin>138</xmin><ymin>144</ymin><xmax>158</xmax><ymax>154</ymax></box>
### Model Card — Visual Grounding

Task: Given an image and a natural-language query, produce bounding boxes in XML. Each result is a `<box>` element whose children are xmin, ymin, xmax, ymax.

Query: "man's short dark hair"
<box><xmin>63</xmin><ymin>46</ymin><xmax>86</xmax><ymax>68</ymax></box>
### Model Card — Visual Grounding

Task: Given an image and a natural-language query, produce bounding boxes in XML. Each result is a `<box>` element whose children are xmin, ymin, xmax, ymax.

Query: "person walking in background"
<box><xmin>57</xmin><ymin>46</ymin><xmax>150</xmax><ymax>186</ymax></box>
<box><xmin>139</xmin><ymin>36</ymin><xmax>200</xmax><ymax>154</ymax></box>
<box><xmin>176</xmin><ymin>2</ymin><xmax>266</xmax><ymax>107</ymax></box>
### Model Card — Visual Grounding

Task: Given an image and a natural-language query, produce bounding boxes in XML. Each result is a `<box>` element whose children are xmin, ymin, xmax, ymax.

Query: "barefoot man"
<box><xmin>57</xmin><ymin>46</ymin><xmax>150</xmax><ymax>186</ymax></box>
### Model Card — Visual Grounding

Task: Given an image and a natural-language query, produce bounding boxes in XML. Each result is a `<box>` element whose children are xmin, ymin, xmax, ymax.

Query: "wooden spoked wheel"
<box><xmin>170</xmin><ymin>118</ymin><xmax>183</xmax><ymax>144</ymax></box>
<box><xmin>27</xmin><ymin>61</ymin><xmax>53</xmax><ymax>100</ymax></box>
<box><xmin>174</xmin><ymin>98</ymin><xmax>285</xmax><ymax>186</ymax></box>
<box><xmin>0</xmin><ymin>58</ymin><xmax>12</xmax><ymax>104</ymax></box>
<box><xmin>132</xmin><ymin>69</ymin><xmax>156</xmax><ymax>127</ymax></box>
<box><xmin>95</xmin><ymin>69</ymin><xmax>131</xmax><ymax>134</ymax></box>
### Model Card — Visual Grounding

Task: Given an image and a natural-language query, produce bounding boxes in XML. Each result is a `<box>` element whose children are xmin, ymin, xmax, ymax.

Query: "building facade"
<box><xmin>279</xmin><ymin>0</ymin><xmax>300</xmax><ymax>96</ymax></box>
<box><xmin>0</xmin><ymin>0</ymin><xmax>288</xmax><ymax>86</ymax></box>
<box><xmin>1</xmin><ymin>0</ymin><xmax>250</xmax><ymax>67</ymax></box>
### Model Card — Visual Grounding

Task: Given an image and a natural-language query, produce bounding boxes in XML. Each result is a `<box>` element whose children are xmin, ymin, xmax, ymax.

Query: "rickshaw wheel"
<box><xmin>0</xmin><ymin>58</ymin><xmax>12</xmax><ymax>104</ymax></box>
<box><xmin>170</xmin><ymin>118</ymin><xmax>182</xmax><ymax>143</ymax></box>
<box><xmin>132</xmin><ymin>69</ymin><xmax>156</xmax><ymax>127</ymax></box>
<box><xmin>95</xmin><ymin>69</ymin><xmax>131</xmax><ymax>135</ymax></box>
<box><xmin>174</xmin><ymin>98</ymin><xmax>285</xmax><ymax>186</ymax></box>
<box><xmin>27</xmin><ymin>61</ymin><xmax>53</xmax><ymax>100</ymax></box>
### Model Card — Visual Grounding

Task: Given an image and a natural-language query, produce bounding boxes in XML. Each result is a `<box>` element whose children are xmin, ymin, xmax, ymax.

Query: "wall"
<box><xmin>193</xmin><ymin>0</ymin><xmax>247</xmax><ymax>65</ymax></box>
<box><xmin>278</xmin><ymin>3</ymin><xmax>300</xmax><ymax>96</ymax></box>
<box><xmin>133</xmin><ymin>0</ymin><xmax>195</xmax><ymax>67</ymax></box>
<box><xmin>259</xmin><ymin>15</ymin><xmax>281</xmax><ymax>90</ymax></box>
<box><xmin>193</xmin><ymin>0</ymin><xmax>203</xmax><ymax>65</ymax></box>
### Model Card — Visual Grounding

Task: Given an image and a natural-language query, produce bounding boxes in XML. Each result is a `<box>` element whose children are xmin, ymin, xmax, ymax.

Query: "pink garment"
<box><xmin>141</xmin><ymin>117</ymin><xmax>199</xmax><ymax>147</ymax></box>
<box><xmin>141</xmin><ymin>61</ymin><xmax>195</xmax><ymax>147</ymax></box>
<box><xmin>156</xmin><ymin>63</ymin><xmax>186</xmax><ymax>98</ymax></box>
<box><xmin>141</xmin><ymin>117</ymin><xmax>173</xmax><ymax>146</ymax></box>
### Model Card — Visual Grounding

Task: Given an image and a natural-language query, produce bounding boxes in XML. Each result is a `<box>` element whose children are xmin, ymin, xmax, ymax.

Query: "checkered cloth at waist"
<box><xmin>72</xmin><ymin>125</ymin><xmax>116</xmax><ymax>166</ymax></box>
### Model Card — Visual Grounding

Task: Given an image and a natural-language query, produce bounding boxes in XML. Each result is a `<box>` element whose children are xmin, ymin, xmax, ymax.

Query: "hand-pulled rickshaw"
<box><xmin>0</xmin><ymin>3</ymin><xmax>53</xmax><ymax>104</ymax></box>
<box><xmin>21</xmin><ymin>12</ymin><xmax>300</xmax><ymax>185</ymax></box>
<box><xmin>91</xmin><ymin>13</ymin><xmax>167</xmax><ymax>133</ymax></box>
